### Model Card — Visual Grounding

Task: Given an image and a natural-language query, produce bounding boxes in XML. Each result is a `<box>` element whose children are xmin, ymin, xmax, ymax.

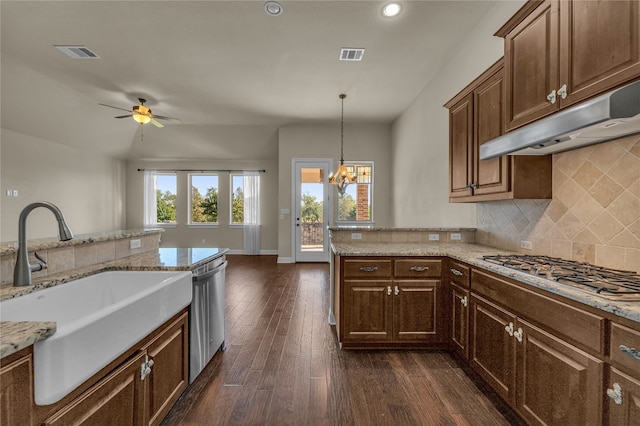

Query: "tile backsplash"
<box><xmin>476</xmin><ymin>134</ymin><xmax>640</xmax><ymax>273</ymax></box>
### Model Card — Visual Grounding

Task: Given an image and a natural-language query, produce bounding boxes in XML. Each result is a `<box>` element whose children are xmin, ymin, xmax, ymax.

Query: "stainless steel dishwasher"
<box><xmin>189</xmin><ymin>254</ymin><xmax>227</xmax><ymax>383</ymax></box>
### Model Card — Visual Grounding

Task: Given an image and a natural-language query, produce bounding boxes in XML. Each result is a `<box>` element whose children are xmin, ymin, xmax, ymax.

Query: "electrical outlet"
<box><xmin>428</xmin><ymin>233</ymin><xmax>440</xmax><ymax>241</ymax></box>
<box><xmin>130</xmin><ymin>239</ymin><xmax>142</xmax><ymax>249</ymax></box>
<box><xmin>5</xmin><ymin>189</ymin><xmax>12</xmax><ymax>197</ymax></box>
<box><xmin>12</xmin><ymin>190</ymin><xmax>18</xmax><ymax>197</ymax></box>
<box><xmin>351</xmin><ymin>233</ymin><xmax>362</xmax><ymax>240</ymax></box>
<box><xmin>520</xmin><ymin>240</ymin><xmax>533</xmax><ymax>250</ymax></box>
<box><xmin>450</xmin><ymin>233</ymin><xmax>462</xmax><ymax>241</ymax></box>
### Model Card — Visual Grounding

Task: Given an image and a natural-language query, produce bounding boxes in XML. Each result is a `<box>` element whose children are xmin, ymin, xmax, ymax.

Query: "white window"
<box><xmin>189</xmin><ymin>174</ymin><xmax>219</xmax><ymax>226</ymax></box>
<box><xmin>230</xmin><ymin>174</ymin><xmax>244</xmax><ymax>225</ymax></box>
<box><xmin>144</xmin><ymin>172</ymin><xmax>177</xmax><ymax>227</ymax></box>
<box><xmin>337</xmin><ymin>161</ymin><xmax>373</xmax><ymax>224</ymax></box>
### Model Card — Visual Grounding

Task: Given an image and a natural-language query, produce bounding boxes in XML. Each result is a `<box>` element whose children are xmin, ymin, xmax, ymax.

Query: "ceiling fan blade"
<box><xmin>98</xmin><ymin>103</ymin><xmax>132</xmax><ymax>113</ymax></box>
<box><xmin>114</xmin><ymin>115</ymin><xmax>133</xmax><ymax>119</ymax></box>
<box><xmin>150</xmin><ymin>118</ymin><xmax>164</xmax><ymax>128</ymax></box>
<box><xmin>153</xmin><ymin>114</ymin><xmax>181</xmax><ymax>123</ymax></box>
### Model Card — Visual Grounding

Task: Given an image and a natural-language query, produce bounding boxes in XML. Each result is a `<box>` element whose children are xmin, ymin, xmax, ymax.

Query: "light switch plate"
<box><xmin>130</xmin><ymin>239</ymin><xmax>142</xmax><ymax>249</ymax></box>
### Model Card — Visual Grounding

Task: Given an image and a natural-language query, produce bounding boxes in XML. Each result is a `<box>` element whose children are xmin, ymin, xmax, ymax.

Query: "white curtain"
<box><xmin>143</xmin><ymin>171</ymin><xmax>157</xmax><ymax>227</ymax></box>
<box><xmin>243</xmin><ymin>172</ymin><xmax>261</xmax><ymax>255</ymax></box>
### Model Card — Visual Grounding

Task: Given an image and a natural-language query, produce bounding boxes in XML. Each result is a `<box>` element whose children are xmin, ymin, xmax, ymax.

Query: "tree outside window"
<box><xmin>190</xmin><ymin>174</ymin><xmax>218</xmax><ymax>224</ymax></box>
<box><xmin>337</xmin><ymin>162</ymin><xmax>373</xmax><ymax>224</ymax></box>
<box><xmin>231</xmin><ymin>174</ymin><xmax>244</xmax><ymax>224</ymax></box>
<box><xmin>155</xmin><ymin>174</ymin><xmax>177</xmax><ymax>224</ymax></box>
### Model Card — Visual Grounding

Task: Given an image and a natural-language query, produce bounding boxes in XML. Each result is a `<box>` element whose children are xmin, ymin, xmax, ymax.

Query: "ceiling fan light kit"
<box><xmin>99</xmin><ymin>97</ymin><xmax>180</xmax><ymax>128</ymax></box>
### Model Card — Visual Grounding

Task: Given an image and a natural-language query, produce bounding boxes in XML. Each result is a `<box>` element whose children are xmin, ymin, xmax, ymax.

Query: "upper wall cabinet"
<box><xmin>445</xmin><ymin>60</ymin><xmax>552</xmax><ymax>203</ymax></box>
<box><xmin>497</xmin><ymin>0</ymin><xmax>640</xmax><ymax>131</ymax></box>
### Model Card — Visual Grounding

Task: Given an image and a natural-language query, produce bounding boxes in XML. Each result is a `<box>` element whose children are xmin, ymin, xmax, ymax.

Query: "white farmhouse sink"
<box><xmin>0</xmin><ymin>270</ymin><xmax>192</xmax><ymax>405</ymax></box>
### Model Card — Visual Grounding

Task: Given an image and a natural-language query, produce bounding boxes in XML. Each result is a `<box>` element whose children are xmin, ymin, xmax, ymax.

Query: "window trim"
<box><xmin>336</xmin><ymin>160</ymin><xmax>374</xmax><ymax>225</ymax></box>
<box><xmin>188</xmin><ymin>173</ymin><xmax>219</xmax><ymax>225</ymax></box>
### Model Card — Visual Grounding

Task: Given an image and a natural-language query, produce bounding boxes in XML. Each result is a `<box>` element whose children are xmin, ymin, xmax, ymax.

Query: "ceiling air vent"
<box><xmin>54</xmin><ymin>45</ymin><xmax>100</xmax><ymax>59</ymax></box>
<box><xmin>339</xmin><ymin>48</ymin><xmax>365</xmax><ymax>61</ymax></box>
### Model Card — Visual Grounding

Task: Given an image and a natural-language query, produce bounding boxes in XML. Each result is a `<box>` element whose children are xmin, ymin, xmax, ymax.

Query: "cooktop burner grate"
<box><xmin>482</xmin><ymin>254</ymin><xmax>640</xmax><ymax>300</ymax></box>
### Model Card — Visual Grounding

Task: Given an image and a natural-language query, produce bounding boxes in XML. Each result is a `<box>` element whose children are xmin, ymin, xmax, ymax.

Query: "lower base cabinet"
<box><xmin>608</xmin><ymin>368</ymin><xmax>640</xmax><ymax>425</ymax></box>
<box><xmin>0</xmin><ymin>310</ymin><xmax>190</xmax><ymax>426</ymax></box>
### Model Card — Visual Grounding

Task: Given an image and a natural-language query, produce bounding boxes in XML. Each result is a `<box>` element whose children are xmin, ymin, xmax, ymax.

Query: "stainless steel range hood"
<box><xmin>479</xmin><ymin>80</ymin><xmax>640</xmax><ymax>160</ymax></box>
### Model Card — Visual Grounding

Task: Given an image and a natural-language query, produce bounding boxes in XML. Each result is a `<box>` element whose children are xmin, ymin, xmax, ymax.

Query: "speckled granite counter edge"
<box><xmin>0</xmin><ymin>321</ymin><xmax>56</xmax><ymax>359</ymax></box>
<box><xmin>0</xmin><ymin>248</ymin><xmax>228</xmax><ymax>359</ymax></box>
<box><xmin>0</xmin><ymin>228</ymin><xmax>164</xmax><ymax>256</ymax></box>
<box><xmin>332</xmin><ymin>242</ymin><xmax>640</xmax><ymax>325</ymax></box>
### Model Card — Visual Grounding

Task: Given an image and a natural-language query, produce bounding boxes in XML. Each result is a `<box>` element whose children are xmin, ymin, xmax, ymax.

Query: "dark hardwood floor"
<box><xmin>161</xmin><ymin>255</ymin><xmax>521</xmax><ymax>426</ymax></box>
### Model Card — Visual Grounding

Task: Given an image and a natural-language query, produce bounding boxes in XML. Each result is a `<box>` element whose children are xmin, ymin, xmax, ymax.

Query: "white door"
<box><xmin>293</xmin><ymin>159</ymin><xmax>332</xmax><ymax>262</ymax></box>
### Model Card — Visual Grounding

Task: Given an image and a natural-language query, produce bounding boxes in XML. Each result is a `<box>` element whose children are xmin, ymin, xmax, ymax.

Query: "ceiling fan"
<box><xmin>99</xmin><ymin>98</ymin><xmax>180</xmax><ymax>128</ymax></box>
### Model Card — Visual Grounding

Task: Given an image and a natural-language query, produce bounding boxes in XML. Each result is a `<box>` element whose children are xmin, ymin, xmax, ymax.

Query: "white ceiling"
<box><xmin>1</xmin><ymin>0</ymin><xmax>498</xmax><ymax>160</ymax></box>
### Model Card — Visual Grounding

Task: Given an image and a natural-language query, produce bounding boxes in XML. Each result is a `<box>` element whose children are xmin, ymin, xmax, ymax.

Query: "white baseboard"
<box><xmin>225</xmin><ymin>249</ymin><xmax>279</xmax><ymax>256</ymax></box>
<box><xmin>277</xmin><ymin>257</ymin><xmax>294</xmax><ymax>264</ymax></box>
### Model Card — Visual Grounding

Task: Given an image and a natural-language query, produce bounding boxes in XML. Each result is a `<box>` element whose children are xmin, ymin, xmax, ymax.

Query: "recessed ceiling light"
<box><xmin>382</xmin><ymin>3</ymin><xmax>402</xmax><ymax>18</ymax></box>
<box><xmin>264</xmin><ymin>1</ymin><xmax>283</xmax><ymax>16</ymax></box>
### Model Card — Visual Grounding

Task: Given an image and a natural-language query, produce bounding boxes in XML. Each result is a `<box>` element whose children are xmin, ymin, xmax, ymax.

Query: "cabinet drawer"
<box><xmin>343</xmin><ymin>259</ymin><xmax>392</xmax><ymax>278</ymax></box>
<box><xmin>394</xmin><ymin>259</ymin><xmax>442</xmax><ymax>278</ymax></box>
<box><xmin>611</xmin><ymin>322</ymin><xmax>640</xmax><ymax>376</ymax></box>
<box><xmin>448</xmin><ymin>260</ymin><xmax>470</xmax><ymax>288</ymax></box>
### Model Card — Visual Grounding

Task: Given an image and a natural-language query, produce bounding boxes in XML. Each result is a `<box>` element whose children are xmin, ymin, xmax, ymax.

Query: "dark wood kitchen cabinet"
<box><xmin>337</xmin><ymin>257</ymin><xmax>445</xmax><ymax>348</ymax></box>
<box><xmin>0</xmin><ymin>346</ymin><xmax>34</xmax><ymax>426</ymax></box>
<box><xmin>470</xmin><ymin>268</ymin><xmax>604</xmax><ymax>425</ymax></box>
<box><xmin>445</xmin><ymin>59</ymin><xmax>552</xmax><ymax>203</ymax></box>
<box><xmin>497</xmin><ymin>0</ymin><xmax>640</xmax><ymax>131</ymax></box>
<box><xmin>607</xmin><ymin>322</ymin><xmax>640</xmax><ymax>425</ymax></box>
<box><xmin>448</xmin><ymin>260</ymin><xmax>470</xmax><ymax>360</ymax></box>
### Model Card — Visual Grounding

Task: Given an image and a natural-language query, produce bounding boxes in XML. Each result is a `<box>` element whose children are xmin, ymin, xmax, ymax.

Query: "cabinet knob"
<box><xmin>607</xmin><ymin>383</ymin><xmax>623</xmax><ymax>405</ymax></box>
<box><xmin>619</xmin><ymin>345</ymin><xmax>640</xmax><ymax>361</ymax></box>
<box><xmin>359</xmin><ymin>266</ymin><xmax>378</xmax><ymax>272</ymax></box>
<box><xmin>557</xmin><ymin>84</ymin><xmax>568</xmax><ymax>100</ymax></box>
<box><xmin>505</xmin><ymin>322</ymin><xmax>514</xmax><ymax>337</ymax></box>
<box><xmin>394</xmin><ymin>285</ymin><xmax>400</xmax><ymax>296</ymax></box>
<box><xmin>513</xmin><ymin>327</ymin><xmax>523</xmax><ymax>343</ymax></box>
<box><xmin>410</xmin><ymin>266</ymin><xmax>429</xmax><ymax>272</ymax></box>
<box><xmin>546</xmin><ymin>89</ymin><xmax>557</xmax><ymax>104</ymax></box>
<box><xmin>450</xmin><ymin>268</ymin><xmax>463</xmax><ymax>277</ymax></box>
<box><xmin>461</xmin><ymin>296</ymin><xmax>468</xmax><ymax>307</ymax></box>
<box><xmin>140</xmin><ymin>355</ymin><xmax>154</xmax><ymax>380</ymax></box>
<box><xmin>387</xmin><ymin>286</ymin><xmax>392</xmax><ymax>296</ymax></box>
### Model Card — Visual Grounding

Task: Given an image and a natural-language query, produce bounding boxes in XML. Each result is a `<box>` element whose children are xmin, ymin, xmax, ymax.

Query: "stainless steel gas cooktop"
<box><xmin>482</xmin><ymin>254</ymin><xmax>640</xmax><ymax>301</ymax></box>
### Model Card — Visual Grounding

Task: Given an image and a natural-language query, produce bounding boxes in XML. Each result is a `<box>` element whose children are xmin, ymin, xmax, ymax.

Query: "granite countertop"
<box><xmin>332</xmin><ymin>242</ymin><xmax>640</xmax><ymax>325</ymax></box>
<box><xmin>0</xmin><ymin>247</ymin><xmax>228</xmax><ymax>359</ymax></box>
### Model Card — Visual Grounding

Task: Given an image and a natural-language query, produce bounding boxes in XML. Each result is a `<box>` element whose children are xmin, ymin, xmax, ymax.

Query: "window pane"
<box><xmin>337</xmin><ymin>162</ymin><xmax>372</xmax><ymax>222</ymax></box>
<box><xmin>231</xmin><ymin>175</ymin><xmax>244</xmax><ymax>223</ymax></box>
<box><xmin>156</xmin><ymin>174</ymin><xmax>177</xmax><ymax>224</ymax></box>
<box><xmin>190</xmin><ymin>174</ymin><xmax>218</xmax><ymax>224</ymax></box>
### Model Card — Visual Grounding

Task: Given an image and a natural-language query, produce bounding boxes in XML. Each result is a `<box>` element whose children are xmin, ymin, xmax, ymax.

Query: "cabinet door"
<box><xmin>44</xmin><ymin>352</ymin><xmax>147</xmax><ymax>426</ymax></box>
<box><xmin>393</xmin><ymin>280</ymin><xmax>440</xmax><ymax>342</ymax></box>
<box><xmin>469</xmin><ymin>295</ymin><xmax>516</xmax><ymax>403</ymax></box>
<box><xmin>473</xmin><ymin>63</ymin><xmax>509</xmax><ymax>196</ymax></box>
<box><xmin>342</xmin><ymin>280</ymin><xmax>393</xmax><ymax>342</ymax></box>
<box><xmin>450</xmin><ymin>283</ymin><xmax>469</xmax><ymax>360</ymax></box>
<box><xmin>608</xmin><ymin>367</ymin><xmax>640</xmax><ymax>426</ymax></box>
<box><xmin>144</xmin><ymin>311</ymin><xmax>189</xmax><ymax>426</ymax></box>
<box><xmin>449</xmin><ymin>93</ymin><xmax>474</xmax><ymax>199</ymax></box>
<box><xmin>560</xmin><ymin>0</ymin><xmax>640</xmax><ymax>107</ymax></box>
<box><xmin>515</xmin><ymin>319</ymin><xmax>604</xmax><ymax>426</ymax></box>
<box><xmin>0</xmin><ymin>349</ymin><xmax>33</xmax><ymax>426</ymax></box>
<box><xmin>504</xmin><ymin>0</ymin><xmax>560</xmax><ymax>130</ymax></box>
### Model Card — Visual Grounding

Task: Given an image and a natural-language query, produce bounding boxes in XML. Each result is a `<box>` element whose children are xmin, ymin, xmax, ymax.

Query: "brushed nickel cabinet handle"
<box><xmin>607</xmin><ymin>383</ymin><xmax>623</xmax><ymax>405</ymax></box>
<box><xmin>394</xmin><ymin>285</ymin><xmax>400</xmax><ymax>296</ymax></box>
<box><xmin>387</xmin><ymin>286</ymin><xmax>392</xmax><ymax>296</ymax></box>
<box><xmin>505</xmin><ymin>322</ymin><xmax>514</xmax><ymax>337</ymax></box>
<box><xmin>619</xmin><ymin>345</ymin><xmax>640</xmax><ymax>361</ymax></box>
<box><xmin>513</xmin><ymin>327</ymin><xmax>523</xmax><ymax>343</ymax></box>
<box><xmin>461</xmin><ymin>296</ymin><xmax>468</xmax><ymax>307</ymax></box>
<box><xmin>450</xmin><ymin>268</ymin><xmax>463</xmax><ymax>277</ymax></box>
<box><xmin>410</xmin><ymin>266</ymin><xmax>429</xmax><ymax>272</ymax></box>
<box><xmin>359</xmin><ymin>266</ymin><xmax>378</xmax><ymax>272</ymax></box>
<box><xmin>557</xmin><ymin>84</ymin><xmax>567</xmax><ymax>99</ymax></box>
<box><xmin>547</xmin><ymin>89</ymin><xmax>557</xmax><ymax>104</ymax></box>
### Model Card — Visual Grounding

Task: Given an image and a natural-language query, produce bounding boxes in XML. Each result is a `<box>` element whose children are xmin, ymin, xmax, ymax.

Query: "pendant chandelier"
<box><xmin>328</xmin><ymin>93</ymin><xmax>356</xmax><ymax>194</ymax></box>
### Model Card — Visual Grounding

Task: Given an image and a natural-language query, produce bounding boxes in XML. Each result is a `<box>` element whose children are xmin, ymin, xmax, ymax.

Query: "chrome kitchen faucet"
<box><xmin>13</xmin><ymin>201</ymin><xmax>73</xmax><ymax>286</ymax></box>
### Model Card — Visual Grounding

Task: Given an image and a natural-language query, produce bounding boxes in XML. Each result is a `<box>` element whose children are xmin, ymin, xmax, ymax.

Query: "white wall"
<box><xmin>390</xmin><ymin>0</ymin><xmax>526</xmax><ymax>227</ymax></box>
<box><xmin>1</xmin><ymin>128</ymin><xmax>126</xmax><ymax>243</ymax></box>
<box><xmin>278</xmin><ymin>123</ymin><xmax>392</xmax><ymax>261</ymax></box>
<box><xmin>126</xmin><ymin>158</ymin><xmax>278</xmax><ymax>252</ymax></box>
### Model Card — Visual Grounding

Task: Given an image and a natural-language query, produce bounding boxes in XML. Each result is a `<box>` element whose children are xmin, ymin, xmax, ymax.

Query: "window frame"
<box><xmin>148</xmin><ymin>172</ymin><xmax>178</xmax><ymax>228</ymax></box>
<box><xmin>187</xmin><ymin>173</ymin><xmax>219</xmax><ymax>228</ymax></box>
<box><xmin>336</xmin><ymin>161</ymin><xmax>374</xmax><ymax>226</ymax></box>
